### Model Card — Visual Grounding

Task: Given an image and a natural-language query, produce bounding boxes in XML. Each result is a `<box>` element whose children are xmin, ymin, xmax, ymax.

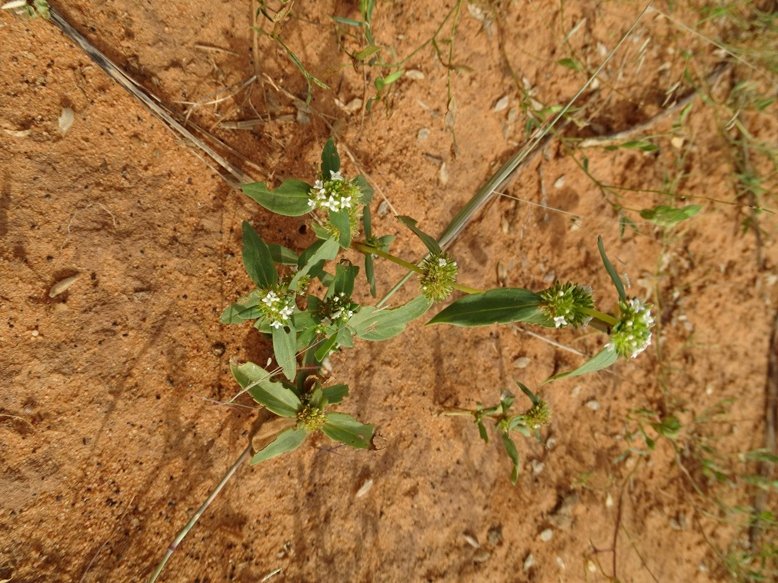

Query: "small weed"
<box><xmin>226</xmin><ymin>138</ymin><xmax>654</xmax><ymax>474</ymax></box>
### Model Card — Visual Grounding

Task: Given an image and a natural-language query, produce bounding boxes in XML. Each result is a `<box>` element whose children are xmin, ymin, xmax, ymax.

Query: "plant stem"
<box><xmin>581</xmin><ymin>307</ymin><xmax>619</xmax><ymax>327</ymax></box>
<box><xmin>148</xmin><ymin>445</ymin><xmax>251</xmax><ymax>583</ymax></box>
<box><xmin>353</xmin><ymin>241</ymin><xmax>422</xmax><ymax>273</ymax></box>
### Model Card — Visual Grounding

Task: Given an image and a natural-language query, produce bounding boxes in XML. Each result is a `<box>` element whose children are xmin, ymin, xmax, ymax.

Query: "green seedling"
<box><xmin>444</xmin><ymin>382</ymin><xmax>551</xmax><ymax>483</ymax></box>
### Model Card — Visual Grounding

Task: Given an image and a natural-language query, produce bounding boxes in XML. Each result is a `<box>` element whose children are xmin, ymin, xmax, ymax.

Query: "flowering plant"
<box><xmin>223</xmin><ymin>139</ymin><xmax>654</xmax><ymax>479</ymax></box>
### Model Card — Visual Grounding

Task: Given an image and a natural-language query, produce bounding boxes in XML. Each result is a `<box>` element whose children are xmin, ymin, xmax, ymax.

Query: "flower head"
<box><xmin>308</xmin><ymin>170</ymin><xmax>361</xmax><ymax>214</ymax></box>
<box><xmin>258</xmin><ymin>288</ymin><xmax>296</xmax><ymax>329</ymax></box>
<box><xmin>420</xmin><ymin>253</ymin><xmax>458</xmax><ymax>302</ymax></box>
<box><xmin>539</xmin><ymin>282</ymin><xmax>594</xmax><ymax>328</ymax></box>
<box><xmin>523</xmin><ymin>399</ymin><xmax>551</xmax><ymax>429</ymax></box>
<box><xmin>297</xmin><ymin>404</ymin><xmax>326</xmax><ymax>431</ymax></box>
<box><xmin>317</xmin><ymin>292</ymin><xmax>359</xmax><ymax>331</ymax></box>
<box><xmin>606</xmin><ymin>297</ymin><xmax>654</xmax><ymax>358</ymax></box>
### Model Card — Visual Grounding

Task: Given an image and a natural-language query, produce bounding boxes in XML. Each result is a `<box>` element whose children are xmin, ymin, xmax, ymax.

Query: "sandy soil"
<box><xmin>1</xmin><ymin>1</ymin><xmax>776</xmax><ymax>582</ymax></box>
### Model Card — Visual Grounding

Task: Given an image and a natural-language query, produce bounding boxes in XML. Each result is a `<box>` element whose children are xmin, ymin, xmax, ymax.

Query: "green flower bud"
<box><xmin>297</xmin><ymin>404</ymin><xmax>326</xmax><ymax>431</ymax></box>
<box><xmin>523</xmin><ymin>400</ymin><xmax>551</xmax><ymax>429</ymax></box>
<box><xmin>420</xmin><ymin>253</ymin><xmax>458</xmax><ymax>302</ymax></box>
<box><xmin>539</xmin><ymin>282</ymin><xmax>594</xmax><ymax>328</ymax></box>
<box><xmin>607</xmin><ymin>298</ymin><xmax>654</xmax><ymax>358</ymax></box>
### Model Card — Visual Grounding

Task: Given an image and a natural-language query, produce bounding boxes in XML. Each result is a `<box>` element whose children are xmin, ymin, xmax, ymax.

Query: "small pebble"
<box><xmin>513</xmin><ymin>356</ymin><xmax>531</xmax><ymax>369</ymax></box>
<box><xmin>356</xmin><ymin>479</ymin><xmax>373</xmax><ymax>499</ymax></box>
<box><xmin>587</xmin><ymin>560</ymin><xmax>597</xmax><ymax>573</ymax></box>
<box><xmin>493</xmin><ymin>95</ymin><xmax>510</xmax><ymax>112</ymax></box>
<box><xmin>463</xmin><ymin>532</ymin><xmax>479</xmax><ymax>548</ymax></box>
<box><xmin>523</xmin><ymin>553</ymin><xmax>535</xmax><ymax>571</ymax></box>
<box><xmin>211</xmin><ymin>342</ymin><xmax>226</xmax><ymax>357</ymax></box>
<box><xmin>405</xmin><ymin>69</ymin><xmax>425</xmax><ymax>80</ymax></box>
<box><xmin>585</xmin><ymin>399</ymin><xmax>600</xmax><ymax>411</ymax></box>
<box><xmin>553</xmin><ymin>175</ymin><xmax>566</xmax><ymax>189</ymax></box>
<box><xmin>49</xmin><ymin>273</ymin><xmax>80</xmax><ymax>298</ymax></box>
<box><xmin>531</xmin><ymin>460</ymin><xmax>545</xmax><ymax>475</ymax></box>
<box><xmin>605</xmin><ymin>493</ymin><xmax>614</xmax><ymax>508</ymax></box>
<box><xmin>473</xmin><ymin>549</ymin><xmax>491</xmax><ymax>563</ymax></box>
<box><xmin>377</xmin><ymin>200</ymin><xmax>390</xmax><ymax>218</ymax></box>
<box><xmin>439</xmin><ymin>162</ymin><xmax>449</xmax><ymax>185</ymax></box>
<box><xmin>58</xmin><ymin>107</ymin><xmax>74</xmax><ymax>135</ymax></box>
<box><xmin>31</xmin><ymin>329</ymin><xmax>39</xmax><ymax>337</ymax></box>
<box><xmin>539</xmin><ymin>528</ymin><xmax>553</xmax><ymax>542</ymax></box>
<box><xmin>487</xmin><ymin>525</ymin><xmax>503</xmax><ymax>546</ymax></box>
<box><xmin>417</xmin><ymin>128</ymin><xmax>430</xmax><ymax>141</ymax></box>
<box><xmin>671</xmin><ymin>136</ymin><xmax>685</xmax><ymax>149</ymax></box>
<box><xmin>556</xmin><ymin>556</ymin><xmax>566</xmax><ymax>570</ymax></box>
<box><xmin>545</xmin><ymin>437</ymin><xmax>557</xmax><ymax>450</ymax></box>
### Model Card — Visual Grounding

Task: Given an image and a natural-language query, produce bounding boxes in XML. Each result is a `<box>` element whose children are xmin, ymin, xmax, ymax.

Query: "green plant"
<box><xmin>224</xmin><ymin>138</ymin><xmax>654</xmax><ymax>474</ymax></box>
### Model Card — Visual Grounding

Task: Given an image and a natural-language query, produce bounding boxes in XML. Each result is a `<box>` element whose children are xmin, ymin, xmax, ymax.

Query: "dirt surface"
<box><xmin>2</xmin><ymin>1</ymin><xmax>777</xmax><ymax>582</ymax></box>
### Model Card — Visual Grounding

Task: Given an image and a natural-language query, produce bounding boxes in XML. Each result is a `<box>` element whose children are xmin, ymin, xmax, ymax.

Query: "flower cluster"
<box><xmin>539</xmin><ymin>282</ymin><xmax>594</xmax><ymax>328</ymax></box>
<box><xmin>308</xmin><ymin>170</ymin><xmax>361</xmax><ymax>213</ymax></box>
<box><xmin>317</xmin><ymin>292</ymin><xmax>358</xmax><ymax>330</ymax></box>
<box><xmin>607</xmin><ymin>298</ymin><xmax>654</xmax><ymax>358</ymax></box>
<box><xmin>523</xmin><ymin>399</ymin><xmax>551</xmax><ymax>429</ymax></box>
<box><xmin>259</xmin><ymin>289</ymin><xmax>295</xmax><ymax>329</ymax></box>
<box><xmin>297</xmin><ymin>404</ymin><xmax>326</xmax><ymax>431</ymax></box>
<box><xmin>420</xmin><ymin>253</ymin><xmax>458</xmax><ymax>302</ymax></box>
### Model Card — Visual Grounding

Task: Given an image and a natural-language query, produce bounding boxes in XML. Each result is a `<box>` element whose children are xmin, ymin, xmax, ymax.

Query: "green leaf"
<box><xmin>290</xmin><ymin>238</ymin><xmax>340</xmax><ymax>290</ymax></box>
<box><xmin>321</xmin><ymin>138</ymin><xmax>340</xmax><ymax>178</ymax></box>
<box><xmin>330</xmin><ymin>263</ymin><xmax>359</xmax><ymax>298</ymax></box>
<box><xmin>558</xmin><ymin>57</ymin><xmax>583</xmax><ymax>72</ymax></box>
<box><xmin>322</xmin><ymin>412</ymin><xmax>374</xmax><ymax>449</ymax></box>
<box><xmin>251</xmin><ymin>428</ymin><xmax>307</xmax><ymax>464</ymax></box>
<box><xmin>597</xmin><ymin>236</ymin><xmax>627</xmax><ymax>301</ymax></box>
<box><xmin>272</xmin><ymin>325</ymin><xmax>297</xmax><ymax>382</ymax></box>
<box><xmin>362</xmin><ymin>205</ymin><xmax>377</xmax><ymax>296</ymax></box>
<box><xmin>651</xmin><ymin>415</ymin><xmax>681</xmax><ymax>439</ymax></box>
<box><xmin>348</xmin><ymin>296</ymin><xmax>432</xmax><ymax>340</ymax></box>
<box><xmin>375</xmin><ymin>69</ymin><xmax>404</xmax><ymax>91</ymax></box>
<box><xmin>606</xmin><ymin>139</ymin><xmax>659</xmax><ymax>152</ymax></box>
<box><xmin>242</xmin><ymin>179</ymin><xmax>312</xmax><ymax>216</ymax></box>
<box><xmin>241</xmin><ymin>221</ymin><xmax>278</xmax><ymax>288</ymax></box>
<box><xmin>230</xmin><ymin>360</ymin><xmax>268</xmax><ymax>389</ymax></box>
<box><xmin>268</xmin><ymin>243</ymin><xmax>298</xmax><ymax>265</ymax></box>
<box><xmin>500</xmin><ymin>432</ymin><xmax>521</xmax><ymax>485</ymax></box>
<box><xmin>355</xmin><ymin>175</ymin><xmax>374</xmax><ymax>204</ymax></box>
<box><xmin>220</xmin><ymin>301</ymin><xmax>262</xmax><ymax>324</ymax></box>
<box><xmin>516</xmin><ymin>381</ymin><xmax>540</xmax><ymax>405</ymax></box>
<box><xmin>322</xmin><ymin>383</ymin><xmax>349</xmax><ymax>404</ymax></box>
<box><xmin>336</xmin><ymin>325</ymin><xmax>354</xmax><ymax>348</ymax></box>
<box><xmin>477</xmin><ymin>420</ymin><xmax>489</xmax><ymax>443</ymax></box>
<box><xmin>231</xmin><ymin>362</ymin><xmax>301</xmax><ymax>417</ymax></box>
<box><xmin>355</xmin><ymin>44</ymin><xmax>381</xmax><ymax>61</ymax></box>
<box><xmin>332</xmin><ymin>16</ymin><xmax>364</xmax><ymax>26</ymax></box>
<box><xmin>428</xmin><ymin>288</ymin><xmax>548</xmax><ymax>327</ymax></box>
<box><xmin>293</xmin><ymin>310</ymin><xmax>318</xmax><ymax>347</ymax></box>
<box><xmin>314</xmin><ymin>333</ymin><xmax>339</xmax><ymax>361</ymax></box>
<box><xmin>365</xmin><ymin>255</ymin><xmax>377</xmax><ymax>297</ymax></box>
<box><xmin>360</xmin><ymin>0</ymin><xmax>375</xmax><ymax>22</ymax></box>
<box><xmin>329</xmin><ymin>209</ymin><xmax>351</xmax><ymax>248</ymax></box>
<box><xmin>548</xmin><ymin>346</ymin><xmax>619</xmax><ymax>381</ymax></box>
<box><xmin>639</xmin><ymin>204</ymin><xmax>702</xmax><ymax>228</ymax></box>
<box><xmin>397</xmin><ymin>216</ymin><xmax>442</xmax><ymax>254</ymax></box>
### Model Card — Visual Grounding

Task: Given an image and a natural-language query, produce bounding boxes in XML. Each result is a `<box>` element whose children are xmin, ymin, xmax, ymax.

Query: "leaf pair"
<box><xmin>231</xmin><ymin>362</ymin><xmax>374</xmax><ymax>463</ymax></box>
